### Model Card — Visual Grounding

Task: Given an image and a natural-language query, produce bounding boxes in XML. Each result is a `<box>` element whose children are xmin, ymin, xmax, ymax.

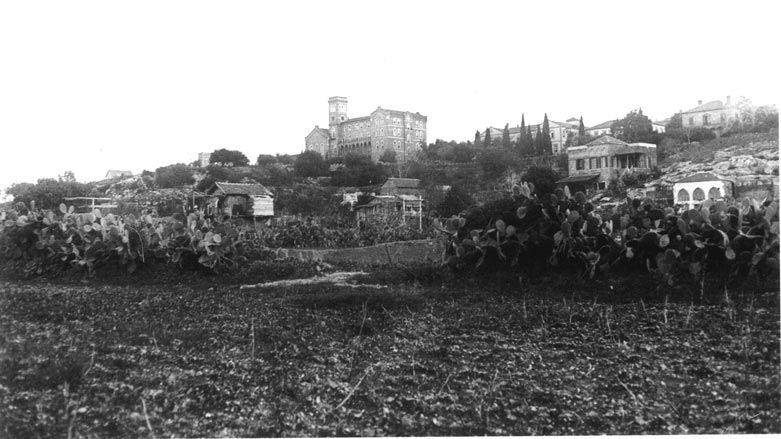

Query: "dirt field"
<box><xmin>1</xmin><ymin>272</ymin><xmax>779</xmax><ymax>437</ymax></box>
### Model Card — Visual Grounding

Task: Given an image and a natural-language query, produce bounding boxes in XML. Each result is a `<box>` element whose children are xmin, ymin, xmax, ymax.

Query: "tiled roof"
<box><xmin>587</xmin><ymin>120</ymin><xmax>615</xmax><ymax>130</ymax></box>
<box><xmin>675</xmin><ymin>173</ymin><xmax>724</xmax><ymax>183</ymax></box>
<box><xmin>208</xmin><ymin>182</ymin><xmax>273</xmax><ymax>197</ymax></box>
<box><xmin>683</xmin><ymin>100</ymin><xmax>725</xmax><ymax>114</ymax></box>
<box><xmin>585</xmin><ymin>135</ymin><xmax>628</xmax><ymax>146</ymax></box>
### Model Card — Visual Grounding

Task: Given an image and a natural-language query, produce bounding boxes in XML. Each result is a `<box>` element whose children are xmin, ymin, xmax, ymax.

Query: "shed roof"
<box><xmin>382</xmin><ymin>178</ymin><xmax>420</xmax><ymax>189</ymax></box>
<box><xmin>207</xmin><ymin>182</ymin><xmax>273</xmax><ymax>197</ymax></box>
<box><xmin>587</xmin><ymin>120</ymin><xmax>615</xmax><ymax>130</ymax></box>
<box><xmin>557</xmin><ymin>174</ymin><xmax>600</xmax><ymax>184</ymax></box>
<box><xmin>674</xmin><ymin>173</ymin><xmax>725</xmax><ymax>184</ymax></box>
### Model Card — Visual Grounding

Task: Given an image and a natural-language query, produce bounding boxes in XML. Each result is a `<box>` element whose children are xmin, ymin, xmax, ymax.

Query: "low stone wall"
<box><xmin>277</xmin><ymin>239</ymin><xmax>445</xmax><ymax>265</ymax></box>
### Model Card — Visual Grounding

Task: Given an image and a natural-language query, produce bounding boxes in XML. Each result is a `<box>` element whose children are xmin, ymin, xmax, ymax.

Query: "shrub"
<box><xmin>154</xmin><ymin>164</ymin><xmax>195</xmax><ymax>188</ymax></box>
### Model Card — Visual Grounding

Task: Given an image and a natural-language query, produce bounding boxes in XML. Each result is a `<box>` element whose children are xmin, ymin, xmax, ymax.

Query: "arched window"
<box><xmin>708</xmin><ymin>187</ymin><xmax>721</xmax><ymax>199</ymax></box>
<box><xmin>678</xmin><ymin>189</ymin><xmax>690</xmax><ymax>202</ymax></box>
<box><xmin>693</xmin><ymin>188</ymin><xmax>705</xmax><ymax>201</ymax></box>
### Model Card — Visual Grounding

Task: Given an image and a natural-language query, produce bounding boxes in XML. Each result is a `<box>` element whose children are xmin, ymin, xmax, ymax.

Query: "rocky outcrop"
<box><xmin>650</xmin><ymin>140</ymin><xmax>779</xmax><ymax>191</ymax></box>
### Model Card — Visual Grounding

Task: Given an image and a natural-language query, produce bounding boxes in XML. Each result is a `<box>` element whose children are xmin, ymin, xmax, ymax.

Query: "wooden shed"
<box><xmin>205</xmin><ymin>182</ymin><xmax>274</xmax><ymax>217</ymax></box>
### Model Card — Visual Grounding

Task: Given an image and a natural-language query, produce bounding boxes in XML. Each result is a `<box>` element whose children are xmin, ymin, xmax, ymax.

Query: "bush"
<box><xmin>522</xmin><ymin>166</ymin><xmax>560</xmax><ymax>197</ymax></box>
<box><xmin>294</xmin><ymin>151</ymin><xmax>329</xmax><ymax>177</ymax></box>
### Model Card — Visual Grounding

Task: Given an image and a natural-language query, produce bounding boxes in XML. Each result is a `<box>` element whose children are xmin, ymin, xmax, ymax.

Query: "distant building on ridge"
<box><xmin>305</xmin><ymin>96</ymin><xmax>427</xmax><ymax>163</ymax></box>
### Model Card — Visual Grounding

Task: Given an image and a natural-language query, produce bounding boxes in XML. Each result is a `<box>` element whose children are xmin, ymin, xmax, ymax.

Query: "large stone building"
<box><xmin>305</xmin><ymin>97</ymin><xmax>427</xmax><ymax>163</ymax></box>
<box><xmin>557</xmin><ymin>135</ymin><xmax>657</xmax><ymax>193</ymax></box>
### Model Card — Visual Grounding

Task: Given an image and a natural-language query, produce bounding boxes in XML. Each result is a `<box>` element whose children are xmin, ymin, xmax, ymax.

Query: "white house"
<box><xmin>673</xmin><ymin>173</ymin><xmax>733</xmax><ymax>209</ymax></box>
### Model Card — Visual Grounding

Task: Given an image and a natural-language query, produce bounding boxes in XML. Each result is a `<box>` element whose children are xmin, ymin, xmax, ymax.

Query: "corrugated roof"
<box><xmin>683</xmin><ymin>100</ymin><xmax>725</xmax><ymax>114</ymax></box>
<box><xmin>675</xmin><ymin>173</ymin><xmax>725</xmax><ymax>183</ymax></box>
<box><xmin>585</xmin><ymin>135</ymin><xmax>628</xmax><ymax>146</ymax></box>
<box><xmin>382</xmin><ymin>178</ymin><xmax>420</xmax><ymax>189</ymax></box>
<box><xmin>208</xmin><ymin>182</ymin><xmax>273</xmax><ymax>197</ymax></box>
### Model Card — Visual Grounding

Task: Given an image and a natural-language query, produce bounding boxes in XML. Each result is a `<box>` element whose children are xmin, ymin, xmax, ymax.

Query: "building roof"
<box><xmin>342</xmin><ymin>116</ymin><xmax>370</xmax><ymax>124</ymax></box>
<box><xmin>307</xmin><ymin>127</ymin><xmax>330</xmax><ymax>138</ymax></box>
<box><xmin>587</xmin><ymin>120</ymin><xmax>615</xmax><ymax>130</ymax></box>
<box><xmin>557</xmin><ymin>174</ymin><xmax>600</xmax><ymax>184</ymax></box>
<box><xmin>207</xmin><ymin>182</ymin><xmax>273</xmax><ymax>197</ymax></box>
<box><xmin>382</xmin><ymin>178</ymin><xmax>420</xmax><ymax>190</ymax></box>
<box><xmin>585</xmin><ymin>135</ymin><xmax>628</xmax><ymax>147</ymax></box>
<box><xmin>682</xmin><ymin>100</ymin><xmax>725</xmax><ymax>114</ymax></box>
<box><xmin>674</xmin><ymin>173</ymin><xmax>725</xmax><ymax>184</ymax></box>
<box><xmin>105</xmin><ymin>170</ymin><xmax>133</xmax><ymax>179</ymax></box>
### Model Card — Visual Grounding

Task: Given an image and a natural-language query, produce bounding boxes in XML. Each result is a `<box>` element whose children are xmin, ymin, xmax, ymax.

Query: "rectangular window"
<box><xmin>576</xmin><ymin>159</ymin><xmax>585</xmax><ymax>170</ymax></box>
<box><xmin>688</xmin><ymin>117</ymin><xmax>694</xmax><ymax>125</ymax></box>
<box><xmin>589</xmin><ymin>158</ymin><xmax>596</xmax><ymax>169</ymax></box>
<box><xmin>602</xmin><ymin>156</ymin><xmax>608</xmax><ymax>167</ymax></box>
<box><xmin>702</xmin><ymin>114</ymin><xmax>710</xmax><ymax>125</ymax></box>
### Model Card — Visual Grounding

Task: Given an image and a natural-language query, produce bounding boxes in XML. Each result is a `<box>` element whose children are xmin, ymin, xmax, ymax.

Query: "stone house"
<box><xmin>586</xmin><ymin>120</ymin><xmax>614</xmax><ymax>137</ymax></box>
<box><xmin>205</xmin><ymin>182</ymin><xmax>274</xmax><ymax>218</ymax></box>
<box><xmin>680</xmin><ymin>97</ymin><xmax>738</xmax><ymax>131</ymax></box>
<box><xmin>557</xmin><ymin>135</ymin><xmax>657</xmax><ymax>194</ymax></box>
<box><xmin>673</xmin><ymin>173</ymin><xmax>733</xmax><ymax>209</ymax></box>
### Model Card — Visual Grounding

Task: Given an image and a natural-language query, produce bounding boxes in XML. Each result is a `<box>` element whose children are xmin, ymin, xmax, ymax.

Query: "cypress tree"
<box><xmin>519</xmin><ymin>114</ymin><xmax>527</xmax><ymax>152</ymax></box>
<box><xmin>527</xmin><ymin>126</ymin><xmax>533</xmax><ymax>154</ymax></box>
<box><xmin>542</xmin><ymin>113</ymin><xmax>552</xmax><ymax>155</ymax></box>
<box><xmin>578</xmin><ymin>116</ymin><xmax>586</xmax><ymax>138</ymax></box>
<box><xmin>474</xmin><ymin>130</ymin><xmax>482</xmax><ymax>148</ymax></box>
<box><xmin>502</xmin><ymin>123</ymin><xmax>511</xmax><ymax>149</ymax></box>
<box><xmin>484</xmin><ymin>128</ymin><xmax>492</xmax><ymax>148</ymax></box>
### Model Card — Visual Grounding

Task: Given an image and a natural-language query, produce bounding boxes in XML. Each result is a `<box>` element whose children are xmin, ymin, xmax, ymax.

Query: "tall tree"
<box><xmin>473</xmin><ymin>130</ymin><xmax>482</xmax><ymax>148</ymax></box>
<box><xmin>519</xmin><ymin>114</ymin><xmax>527</xmax><ymax>152</ymax></box>
<box><xmin>533</xmin><ymin>127</ymin><xmax>543</xmax><ymax>156</ymax></box>
<box><xmin>542</xmin><ymin>114</ymin><xmax>552</xmax><ymax>155</ymax></box>
<box><xmin>293</xmin><ymin>150</ymin><xmax>329</xmax><ymax>177</ymax></box>
<box><xmin>502</xmin><ymin>123</ymin><xmax>511</xmax><ymax>149</ymax></box>
<box><xmin>209</xmin><ymin>148</ymin><xmax>249</xmax><ymax>167</ymax></box>
<box><xmin>578</xmin><ymin>116</ymin><xmax>586</xmax><ymax>138</ymax></box>
<box><xmin>483</xmin><ymin>128</ymin><xmax>492</xmax><ymax>148</ymax></box>
<box><xmin>526</xmin><ymin>126</ymin><xmax>533</xmax><ymax>155</ymax></box>
<box><xmin>610</xmin><ymin>109</ymin><xmax>654</xmax><ymax>143</ymax></box>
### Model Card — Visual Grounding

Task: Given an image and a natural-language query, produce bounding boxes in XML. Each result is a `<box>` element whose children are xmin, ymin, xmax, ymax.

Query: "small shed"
<box><xmin>673</xmin><ymin>173</ymin><xmax>733</xmax><ymax>209</ymax></box>
<box><xmin>206</xmin><ymin>182</ymin><xmax>274</xmax><ymax>217</ymax></box>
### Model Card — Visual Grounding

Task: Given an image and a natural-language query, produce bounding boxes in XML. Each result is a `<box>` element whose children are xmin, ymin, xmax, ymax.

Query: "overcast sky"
<box><xmin>0</xmin><ymin>0</ymin><xmax>778</xmax><ymax>198</ymax></box>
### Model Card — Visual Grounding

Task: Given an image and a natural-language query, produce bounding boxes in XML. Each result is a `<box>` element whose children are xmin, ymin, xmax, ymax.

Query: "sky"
<box><xmin>0</xmin><ymin>0</ymin><xmax>778</xmax><ymax>199</ymax></box>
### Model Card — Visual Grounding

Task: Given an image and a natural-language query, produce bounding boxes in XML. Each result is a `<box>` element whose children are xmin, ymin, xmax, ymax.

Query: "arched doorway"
<box><xmin>678</xmin><ymin>189</ymin><xmax>690</xmax><ymax>202</ymax></box>
<box><xmin>693</xmin><ymin>188</ymin><xmax>705</xmax><ymax>201</ymax></box>
<box><xmin>708</xmin><ymin>187</ymin><xmax>720</xmax><ymax>199</ymax></box>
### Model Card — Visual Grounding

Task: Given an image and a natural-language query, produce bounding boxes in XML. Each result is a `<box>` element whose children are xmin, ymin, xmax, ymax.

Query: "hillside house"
<box><xmin>673</xmin><ymin>173</ymin><xmax>733</xmax><ymax>209</ymax></box>
<box><xmin>680</xmin><ymin>97</ymin><xmax>738</xmax><ymax>131</ymax></box>
<box><xmin>557</xmin><ymin>135</ymin><xmax>657</xmax><ymax>194</ymax></box>
<box><xmin>586</xmin><ymin>120</ymin><xmax>614</xmax><ymax>137</ymax></box>
<box><xmin>205</xmin><ymin>182</ymin><xmax>274</xmax><ymax>218</ymax></box>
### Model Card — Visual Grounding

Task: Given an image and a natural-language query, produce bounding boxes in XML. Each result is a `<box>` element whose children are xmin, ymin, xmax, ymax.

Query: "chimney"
<box><xmin>698</xmin><ymin>100</ymin><xmax>702</xmax><ymax>105</ymax></box>
<box><xmin>726</xmin><ymin>96</ymin><xmax>731</xmax><ymax>106</ymax></box>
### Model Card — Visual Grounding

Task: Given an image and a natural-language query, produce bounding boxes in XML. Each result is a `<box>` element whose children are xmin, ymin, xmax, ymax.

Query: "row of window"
<box><xmin>574</xmin><ymin>155</ymin><xmax>649</xmax><ymax>170</ymax></box>
<box><xmin>686</xmin><ymin>113</ymin><xmax>727</xmax><ymax>126</ymax></box>
<box><xmin>678</xmin><ymin>187</ymin><xmax>720</xmax><ymax>202</ymax></box>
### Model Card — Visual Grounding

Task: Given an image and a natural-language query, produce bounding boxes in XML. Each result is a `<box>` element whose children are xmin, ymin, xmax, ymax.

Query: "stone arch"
<box><xmin>678</xmin><ymin>189</ymin><xmax>690</xmax><ymax>202</ymax></box>
<box><xmin>693</xmin><ymin>188</ymin><xmax>705</xmax><ymax>201</ymax></box>
<box><xmin>708</xmin><ymin>187</ymin><xmax>721</xmax><ymax>199</ymax></box>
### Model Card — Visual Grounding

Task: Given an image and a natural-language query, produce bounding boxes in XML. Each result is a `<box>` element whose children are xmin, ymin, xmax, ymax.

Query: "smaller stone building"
<box><xmin>673</xmin><ymin>173</ymin><xmax>733</xmax><ymax>209</ymax></box>
<box><xmin>558</xmin><ymin>135</ymin><xmax>657</xmax><ymax>194</ymax></box>
<box><xmin>680</xmin><ymin>97</ymin><xmax>738</xmax><ymax>132</ymax></box>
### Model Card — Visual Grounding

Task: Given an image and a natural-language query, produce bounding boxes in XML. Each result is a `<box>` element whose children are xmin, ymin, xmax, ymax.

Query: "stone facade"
<box><xmin>563</xmin><ymin>135</ymin><xmax>658</xmax><ymax>191</ymax></box>
<box><xmin>681</xmin><ymin>97</ymin><xmax>739</xmax><ymax>131</ymax></box>
<box><xmin>305</xmin><ymin>97</ymin><xmax>427</xmax><ymax>163</ymax></box>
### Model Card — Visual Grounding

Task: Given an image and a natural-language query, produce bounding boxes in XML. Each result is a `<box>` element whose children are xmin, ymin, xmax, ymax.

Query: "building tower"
<box><xmin>328</xmin><ymin>96</ymin><xmax>348</xmax><ymax>139</ymax></box>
